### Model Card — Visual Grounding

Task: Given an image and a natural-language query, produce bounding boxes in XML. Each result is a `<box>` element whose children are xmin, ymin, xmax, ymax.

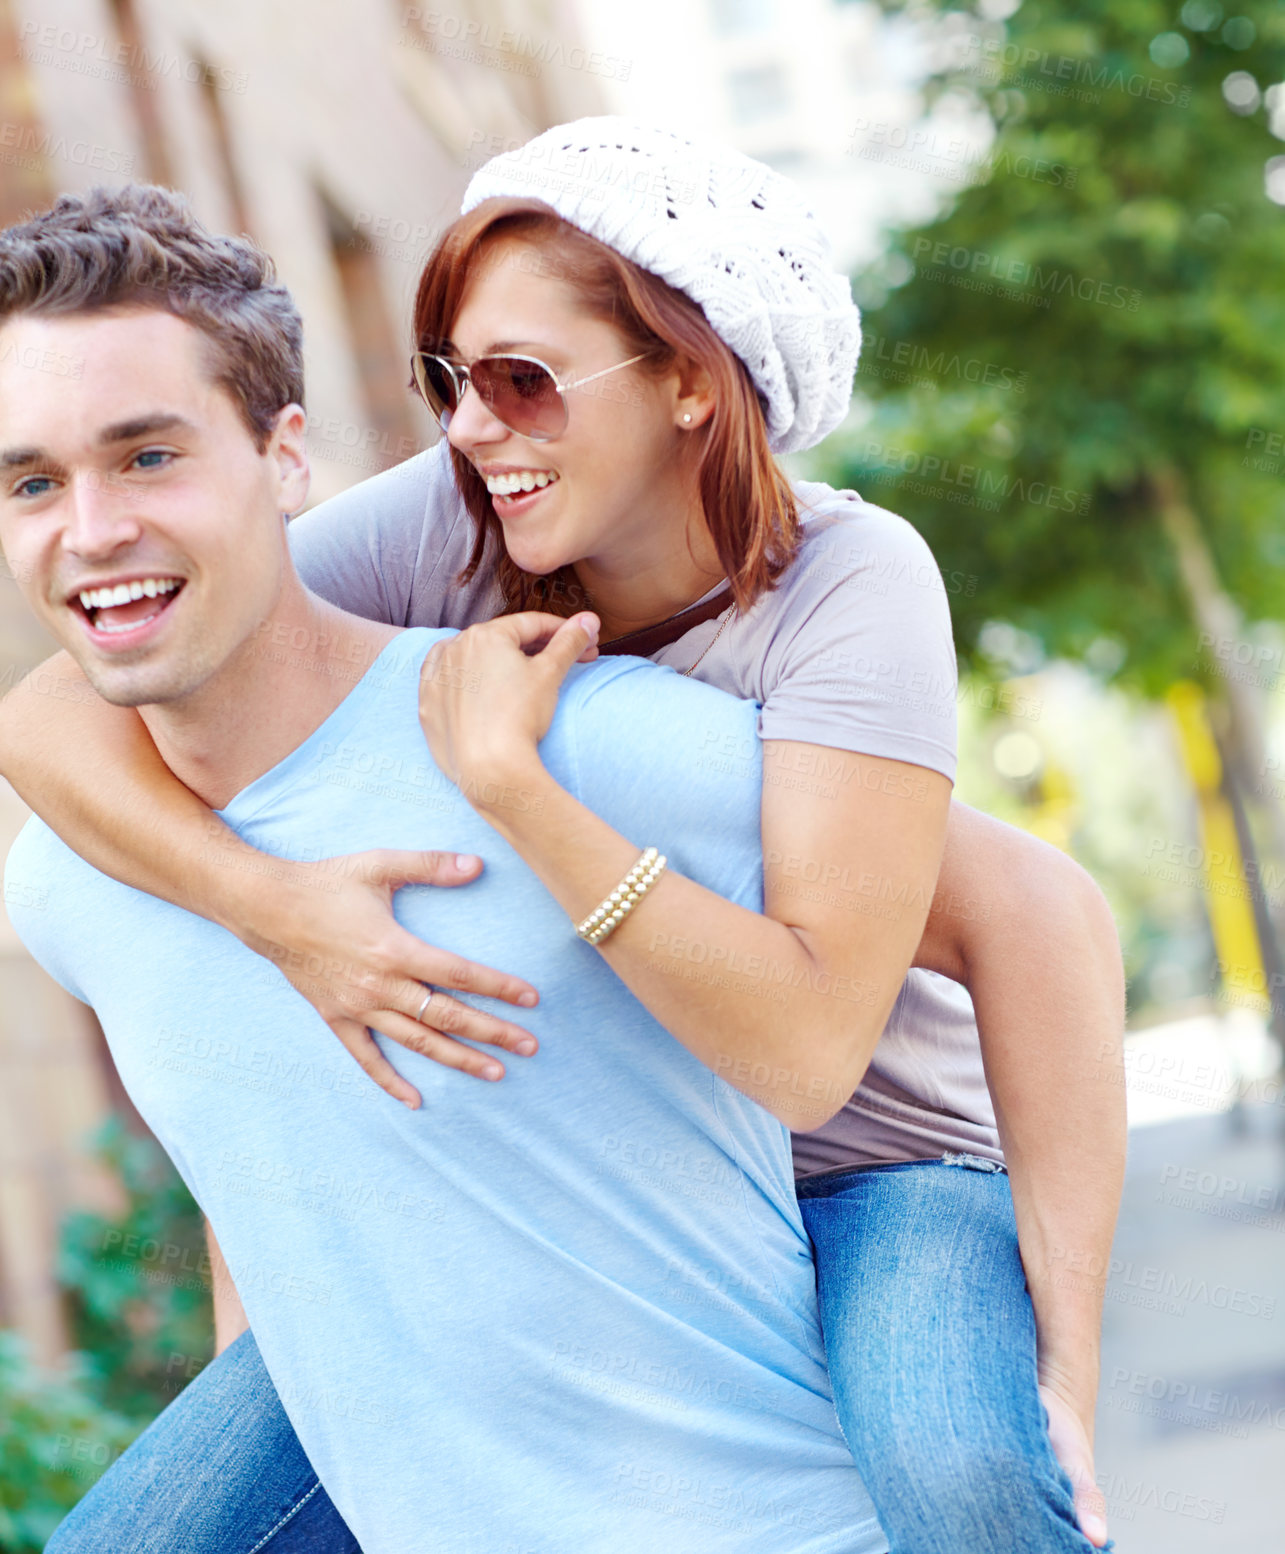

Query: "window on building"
<box><xmin>727</xmin><ymin>63</ymin><xmax>790</xmax><ymax>123</ymax></box>
<box><xmin>322</xmin><ymin>196</ymin><xmax>418</xmax><ymax>475</ymax></box>
<box><xmin>105</xmin><ymin>0</ymin><xmax>174</xmax><ymax>183</ymax></box>
<box><xmin>193</xmin><ymin>55</ymin><xmax>250</xmax><ymax>234</ymax></box>
<box><xmin>0</xmin><ymin>4</ymin><xmax>51</xmax><ymax>223</ymax></box>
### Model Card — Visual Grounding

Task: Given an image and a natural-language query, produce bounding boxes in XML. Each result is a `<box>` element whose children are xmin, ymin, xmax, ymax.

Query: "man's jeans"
<box><xmin>46</xmin><ymin>1157</ymin><xmax>1109</xmax><ymax>1553</ymax></box>
<box><xmin>44</xmin><ymin>1328</ymin><xmax>359</xmax><ymax>1554</ymax></box>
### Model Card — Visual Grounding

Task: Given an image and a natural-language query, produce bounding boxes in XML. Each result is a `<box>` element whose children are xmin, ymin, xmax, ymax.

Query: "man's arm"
<box><xmin>206</xmin><ymin>1218</ymin><xmax>250</xmax><ymax>1356</ymax></box>
<box><xmin>916</xmin><ymin>802</ymin><xmax>1125</xmax><ymax>1545</ymax></box>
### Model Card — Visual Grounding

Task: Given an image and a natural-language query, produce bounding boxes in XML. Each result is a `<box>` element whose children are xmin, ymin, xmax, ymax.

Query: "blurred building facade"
<box><xmin>569</xmin><ymin>0</ymin><xmax>952</xmax><ymax>270</ymax></box>
<box><xmin>0</xmin><ymin>0</ymin><xmax>604</xmax><ymax>1361</ymax></box>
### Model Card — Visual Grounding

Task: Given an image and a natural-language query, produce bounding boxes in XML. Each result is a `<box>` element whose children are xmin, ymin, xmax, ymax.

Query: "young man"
<box><xmin>0</xmin><ymin>189</ymin><xmax>886</xmax><ymax>1552</ymax></box>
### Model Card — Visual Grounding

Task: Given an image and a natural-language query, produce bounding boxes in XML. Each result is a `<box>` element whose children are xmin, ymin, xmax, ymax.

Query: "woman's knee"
<box><xmin>855</xmin><ymin>1431</ymin><xmax>1088</xmax><ymax>1554</ymax></box>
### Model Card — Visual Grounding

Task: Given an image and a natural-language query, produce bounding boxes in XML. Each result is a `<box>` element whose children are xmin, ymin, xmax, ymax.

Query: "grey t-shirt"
<box><xmin>289</xmin><ymin>442</ymin><xmax>1004</xmax><ymax>1170</ymax></box>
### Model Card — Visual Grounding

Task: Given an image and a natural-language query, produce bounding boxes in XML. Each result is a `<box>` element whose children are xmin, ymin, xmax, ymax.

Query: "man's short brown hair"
<box><xmin>0</xmin><ymin>184</ymin><xmax>303</xmax><ymax>449</ymax></box>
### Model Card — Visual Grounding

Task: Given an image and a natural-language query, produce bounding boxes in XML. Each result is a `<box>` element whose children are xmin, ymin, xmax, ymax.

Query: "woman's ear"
<box><xmin>672</xmin><ymin>358</ymin><xmax>716</xmax><ymax>432</ymax></box>
<box><xmin>269</xmin><ymin>403</ymin><xmax>311</xmax><ymax>517</ymax></box>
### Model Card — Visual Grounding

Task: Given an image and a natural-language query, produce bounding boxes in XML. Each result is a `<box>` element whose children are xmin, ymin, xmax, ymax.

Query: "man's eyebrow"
<box><xmin>97</xmin><ymin>412</ymin><xmax>197</xmax><ymax>444</ymax></box>
<box><xmin>0</xmin><ymin>413</ymin><xmax>196</xmax><ymax>469</ymax></box>
<box><xmin>0</xmin><ymin>446</ymin><xmax>54</xmax><ymax>470</ymax></box>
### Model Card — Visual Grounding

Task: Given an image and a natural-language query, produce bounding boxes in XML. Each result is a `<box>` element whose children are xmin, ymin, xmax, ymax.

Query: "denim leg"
<box><xmin>797</xmin><ymin>1158</ymin><xmax>1112</xmax><ymax>1554</ymax></box>
<box><xmin>44</xmin><ymin>1328</ymin><xmax>360</xmax><ymax>1554</ymax></box>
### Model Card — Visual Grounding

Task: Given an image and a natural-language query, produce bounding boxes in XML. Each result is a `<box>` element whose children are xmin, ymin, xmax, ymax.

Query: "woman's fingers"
<box><xmin>366</xmin><ymin>927</ymin><xmax>540</xmax><ymax>1020</ymax></box>
<box><xmin>356</xmin><ymin>847</ymin><xmax>485</xmax><ymax>893</ymax></box>
<box><xmin>534</xmin><ymin>614</ymin><xmax>600</xmax><ymax>681</ymax></box>
<box><xmin>1038</xmin><ymin>1384</ymin><xmax>1109</xmax><ymax>1546</ymax></box>
<box><xmin>379</xmin><ymin>990</ymin><xmax>538</xmax><ymax>1057</ymax></box>
<box><xmin>495</xmin><ymin>611</ymin><xmax>593</xmax><ymax>652</ymax></box>
<box><xmin>330</xmin><ymin>1017</ymin><xmax>423</xmax><ymax>1110</ymax></box>
<box><xmin>318</xmin><ymin>849</ymin><xmax>540</xmax><ymax>1012</ymax></box>
<box><xmin>368</xmin><ymin>1006</ymin><xmax>536</xmax><ymax>1081</ymax></box>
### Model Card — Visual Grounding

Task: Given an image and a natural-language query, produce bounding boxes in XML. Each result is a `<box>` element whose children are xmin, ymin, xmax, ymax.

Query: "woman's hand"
<box><xmin>419</xmin><ymin>612</ymin><xmax>599</xmax><ymax>795</ymax></box>
<box><xmin>1038</xmin><ymin>1381</ymin><xmax>1109</xmax><ymax>1547</ymax></box>
<box><xmin>242</xmin><ymin>848</ymin><xmax>545</xmax><ymax>1109</ymax></box>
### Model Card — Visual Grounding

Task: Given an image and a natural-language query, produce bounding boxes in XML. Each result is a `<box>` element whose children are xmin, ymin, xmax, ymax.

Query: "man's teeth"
<box><xmin>79</xmin><ymin>577</ymin><xmax>182</xmax><ymax>611</ymax></box>
<box><xmin>485</xmin><ymin>470</ymin><xmax>558</xmax><ymax>497</ymax></box>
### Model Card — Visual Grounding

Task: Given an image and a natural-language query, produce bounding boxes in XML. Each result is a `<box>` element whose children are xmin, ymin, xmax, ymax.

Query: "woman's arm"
<box><xmin>419</xmin><ymin>613</ymin><xmax>953</xmax><ymax>1132</ymax></box>
<box><xmin>916</xmin><ymin>802</ymin><xmax>1125</xmax><ymax>1547</ymax></box>
<box><xmin>0</xmin><ymin>651</ymin><xmax>544</xmax><ymax>1105</ymax></box>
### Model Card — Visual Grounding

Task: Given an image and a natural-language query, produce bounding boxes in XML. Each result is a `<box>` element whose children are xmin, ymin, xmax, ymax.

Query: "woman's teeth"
<box><xmin>485</xmin><ymin>470</ymin><xmax>559</xmax><ymax>497</ymax></box>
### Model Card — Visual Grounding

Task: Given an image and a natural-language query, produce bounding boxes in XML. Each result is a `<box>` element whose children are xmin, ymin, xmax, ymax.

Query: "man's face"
<box><xmin>0</xmin><ymin>306</ymin><xmax>306</xmax><ymax>708</ymax></box>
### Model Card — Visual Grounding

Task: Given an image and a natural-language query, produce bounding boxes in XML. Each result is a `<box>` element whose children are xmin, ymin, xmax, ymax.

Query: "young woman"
<box><xmin>9</xmin><ymin>121</ymin><xmax>1123</xmax><ymax>1553</ymax></box>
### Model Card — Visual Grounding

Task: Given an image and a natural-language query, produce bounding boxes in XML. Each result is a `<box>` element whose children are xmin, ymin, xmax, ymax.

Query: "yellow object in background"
<box><xmin>1166</xmin><ymin>680</ymin><xmax>1266</xmax><ymax>1009</ymax></box>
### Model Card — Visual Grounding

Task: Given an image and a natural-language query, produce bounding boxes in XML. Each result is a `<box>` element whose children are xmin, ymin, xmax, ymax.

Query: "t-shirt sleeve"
<box><xmin>3</xmin><ymin>822</ymin><xmax>88</xmax><ymax>1003</ymax></box>
<box><xmin>289</xmin><ymin>441</ymin><xmax>477</xmax><ymax>628</ymax></box>
<box><xmin>756</xmin><ymin>496</ymin><xmax>958</xmax><ymax>783</ymax></box>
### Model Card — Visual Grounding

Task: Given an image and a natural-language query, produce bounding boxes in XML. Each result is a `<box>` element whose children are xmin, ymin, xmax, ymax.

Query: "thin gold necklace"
<box><xmin>681</xmin><ymin>606</ymin><xmax>734</xmax><ymax>677</ymax></box>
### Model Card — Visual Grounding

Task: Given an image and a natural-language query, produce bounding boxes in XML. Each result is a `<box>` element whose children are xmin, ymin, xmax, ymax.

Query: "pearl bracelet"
<box><xmin>575</xmin><ymin>846</ymin><xmax>668</xmax><ymax>946</ymax></box>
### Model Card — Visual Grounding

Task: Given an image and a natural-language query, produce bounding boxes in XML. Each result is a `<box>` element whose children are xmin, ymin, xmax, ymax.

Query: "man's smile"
<box><xmin>69</xmin><ymin>572</ymin><xmax>186</xmax><ymax>644</ymax></box>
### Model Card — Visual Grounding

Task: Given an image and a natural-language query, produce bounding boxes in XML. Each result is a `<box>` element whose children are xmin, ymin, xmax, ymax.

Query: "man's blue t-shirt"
<box><xmin>5</xmin><ymin>629</ymin><xmax>884</xmax><ymax>1554</ymax></box>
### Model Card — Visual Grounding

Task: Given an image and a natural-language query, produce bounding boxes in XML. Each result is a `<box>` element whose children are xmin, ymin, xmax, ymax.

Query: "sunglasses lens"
<box><xmin>473</xmin><ymin>356</ymin><xmax>566</xmax><ymax>440</ymax></box>
<box><xmin>412</xmin><ymin>354</ymin><xmax>459</xmax><ymax>419</ymax></box>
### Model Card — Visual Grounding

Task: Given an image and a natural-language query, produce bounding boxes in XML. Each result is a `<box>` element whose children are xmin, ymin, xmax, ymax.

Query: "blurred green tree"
<box><xmin>57</xmin><ymin>1117</ymin><xmax>212</xmax><ymax>1420</ymax></box>
<box><xmin>0</xmin><ymin>1120</ymin><xmax>210</xmax><ymax>1550</ymax></box>
<box><xmin>818</xmin><ymin>0</ymin><xmax>1285</xmax><ymax>839</ymax></box>
<box><xmin>0</xmin><ymin>1334</ymin><xmax>137</xmax><ymax>1554</ymax></box>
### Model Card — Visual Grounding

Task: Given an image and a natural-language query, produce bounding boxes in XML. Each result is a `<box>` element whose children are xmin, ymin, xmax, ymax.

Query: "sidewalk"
<box><xmin>1094</xmin><ymin>1021</ymin><xmax>1285</xmax><ymax>1550</ymax></box>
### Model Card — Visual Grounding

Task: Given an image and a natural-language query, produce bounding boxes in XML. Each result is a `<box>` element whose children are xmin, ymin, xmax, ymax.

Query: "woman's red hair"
<box><xmin>412</xmin><ymin>198</ymin><xmax>801</xmax><ymax>618</ymax></box>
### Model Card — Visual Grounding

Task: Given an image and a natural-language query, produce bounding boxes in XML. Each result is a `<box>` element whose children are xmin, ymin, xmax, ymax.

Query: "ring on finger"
<box><xmin>416</xmin><ymin>986</ymin><xmax>436</xmax><ymax>1023</ymax></box>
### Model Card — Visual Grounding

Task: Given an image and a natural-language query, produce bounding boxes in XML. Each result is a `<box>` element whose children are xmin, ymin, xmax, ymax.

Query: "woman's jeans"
<box><xmin>46</xmin><ymin>1157</ymin><xmax>1109</xmax><ymax>1553</ymax></box>
<box><xmin>796</xmin><ymin>1156</ymin><xmax>1111</xmax><ymax>1553</ymax></box>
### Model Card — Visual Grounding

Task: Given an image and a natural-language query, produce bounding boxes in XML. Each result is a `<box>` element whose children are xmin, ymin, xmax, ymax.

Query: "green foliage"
<box><xmin>0</xmin><ymin>1334</ymin><xmax>138</xmax><ymax>1554</ymax></box>
<box><xmin>0</xmin><ymin>1120</ymin><xmax>211</xmax><ymax>1549</ymax></box>
<box><xmin>820</xmin><ymin>0</ymin><xmax>1285</xmax><ymax>694</ymax></box>
<box><xmin>56</xmin><ymin>1116</ymin><xmax>212</xmax><ymax>1419</ymax></box>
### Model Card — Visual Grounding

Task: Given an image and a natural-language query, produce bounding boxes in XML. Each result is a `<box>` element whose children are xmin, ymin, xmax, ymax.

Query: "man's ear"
<box><xmin>268</xmin><ymin>403</ymin><xmax>310</xmax><ymax>517</ymax></box>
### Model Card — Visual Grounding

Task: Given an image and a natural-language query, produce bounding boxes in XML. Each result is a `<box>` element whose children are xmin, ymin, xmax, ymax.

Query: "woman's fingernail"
<box><xmin>484</xmin><ymin>1063</ymin><xmax>503</xmax><ymax>1080</ymax></box>
<box><xmin>519</xmin><ymin>990</ymin><xmax>538</xmax><ymax>1006</ymax></box>
<box><xmin>516</xmin><ymin>1039</ymin><xmax>537</xmax><ymax>1055</ymax></box>
<box><xmin>456</xmin><ymin>854</ymin><xmax>480</xmax><ymax>870</ymax></box>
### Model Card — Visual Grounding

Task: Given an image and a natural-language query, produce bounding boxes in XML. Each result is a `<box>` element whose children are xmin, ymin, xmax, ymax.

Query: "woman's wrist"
<box><xmin>458</xmin><ymin>746</ymin><xmax>550</xmax><ymax>826</ymax></box>
<box><xmin>201</xmin><ymin>828</ymin><xmax>316</xmax><ymax>951</ymax></box>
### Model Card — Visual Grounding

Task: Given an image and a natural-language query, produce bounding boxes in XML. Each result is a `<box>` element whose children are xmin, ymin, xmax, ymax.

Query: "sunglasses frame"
<box><xmin>410</xmin><ymin>349</ymin><xmax>646</xmax><ymax>442</ymax></box>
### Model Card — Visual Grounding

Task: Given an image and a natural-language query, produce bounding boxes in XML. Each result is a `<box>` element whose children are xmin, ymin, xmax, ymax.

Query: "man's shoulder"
<box><xmin>320</xmin><ymin>625</ymin><xmax>454</xmax><ymax>702</ymax></box>
<box><xmin>554</xmin><ymin>654</ymin><xmax>760</xmax><ymax>789</ymax></box>
<box><xmin>3</xmin><ymin>812</ymin><xmax>176</xmax><ymax>1001</ymax></box>
<box><xmin>564</xmin><ymin>651</ymin><xmax>755</xmax><ymax>715</ymax></box>
<box><xmin>4</xmin><ymin>812</ymin><xmax>66</xmax><ymax>909</ymax></box>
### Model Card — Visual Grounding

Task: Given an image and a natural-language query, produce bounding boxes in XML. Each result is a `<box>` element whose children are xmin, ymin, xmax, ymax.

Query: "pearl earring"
<box><xmin>682</xmin><ymin>413</ymin><xmax>692</xmax><ymax>425</ymax></box>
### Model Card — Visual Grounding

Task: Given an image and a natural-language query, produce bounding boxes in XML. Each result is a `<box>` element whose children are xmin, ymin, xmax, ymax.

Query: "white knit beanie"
<box><xmin>461</xmin><ymin>118</ymin><xmax>860</xmax><ymax>455</ymax></box>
